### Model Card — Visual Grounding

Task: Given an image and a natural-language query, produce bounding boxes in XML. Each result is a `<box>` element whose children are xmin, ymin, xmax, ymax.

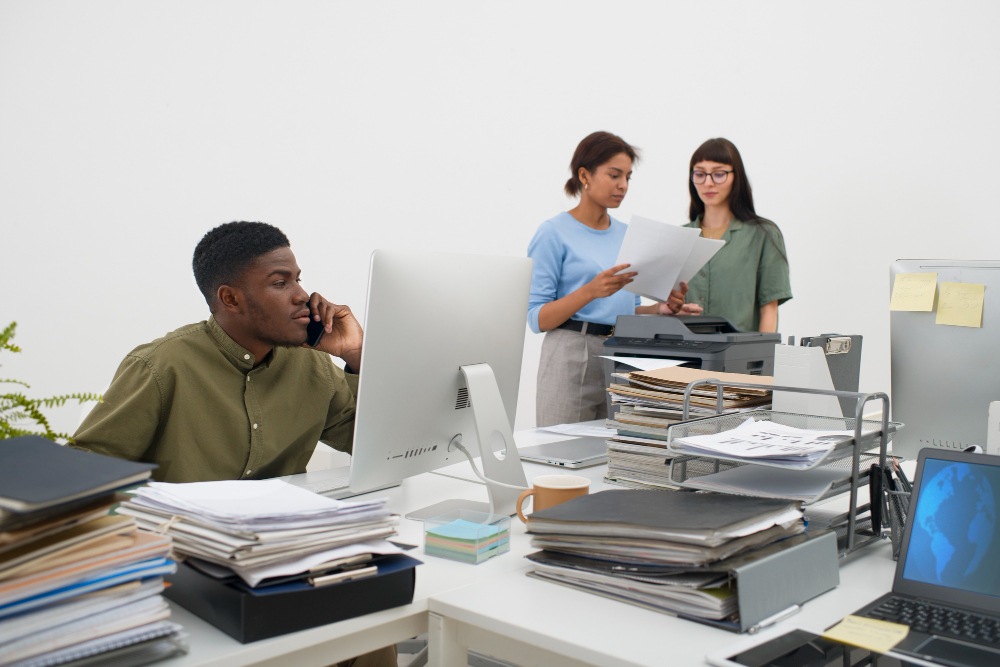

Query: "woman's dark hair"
<box><xmin>565</xmin><ymin>131</ymin><xmax>640</xmax><ymax>197</ymax></box>
<box><xmin>688</xmin><ymin>138</ymin><xmax>786</xmax><ymax>260</ymax></box>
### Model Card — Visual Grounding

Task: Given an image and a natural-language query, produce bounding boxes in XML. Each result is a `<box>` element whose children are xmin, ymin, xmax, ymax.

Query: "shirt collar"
<box><xmin>690</xmin><ymin>215</ymin><xmax>744</xmax><ymax>233</ymax></box>
<box><xmin>207</xmin><ymin>316</ymin><xmax>274</xmax><ymax>371</ymax></box>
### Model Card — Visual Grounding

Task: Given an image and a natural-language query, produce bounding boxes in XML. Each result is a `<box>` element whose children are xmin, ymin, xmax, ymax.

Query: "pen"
<box><xmin>748</xmin><ymin>604</ymin><xmax>801</xmax><ymax>634</ymax></box>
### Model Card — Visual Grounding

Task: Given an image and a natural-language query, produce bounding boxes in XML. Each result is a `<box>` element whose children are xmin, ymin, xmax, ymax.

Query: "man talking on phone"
<box><xmin>74</xmin><ymin>221</ymin><xmax>396</xmax><ymax>667</ymax></box>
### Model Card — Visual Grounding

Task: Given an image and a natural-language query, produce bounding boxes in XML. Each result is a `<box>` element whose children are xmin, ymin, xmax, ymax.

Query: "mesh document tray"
<box><xmin>664</xmin><ymin>411</ymin><xmax>901</xmax><ymax>504</ymax></box>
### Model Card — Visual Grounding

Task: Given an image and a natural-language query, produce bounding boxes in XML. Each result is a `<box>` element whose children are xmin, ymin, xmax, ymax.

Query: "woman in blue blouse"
<box><xmin>527</xmin><ymin>131</ymin><xmax>701</xmax><ymax>426</ymax></box>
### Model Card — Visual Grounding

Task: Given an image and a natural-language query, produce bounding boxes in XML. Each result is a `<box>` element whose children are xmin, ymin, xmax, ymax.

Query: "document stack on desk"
<box><xmin>607</xmin><ymin>366</ymin><xmax>773</xmax><ymax>431</ymax></box>
<box><xmin>0</xmin><ymin>435</ymin><xmax>185</xmax><ymax>667</ymax></box>
<box><xmin>524</xmin><ymin>490</ymin><xmax>804</xmax><ymax>628</ymax></box>
<box><xmin>670</xmin><ymin>419</ymin><xmax>855</xmax><ymax>469</ymax></box>
<box><xmin>604</xmin><ymin>367</ymin><xmax>773</xmax><ymax>490</ymax></box>
<box><xmin>118</xmin><ymin>479</ymin><xmax>403</xmax><ymax>587</ymax></box>
<box><xmin>603</xmin><ymin>435</ymin><xmax>679</xmax><ymax>490</ymax></box>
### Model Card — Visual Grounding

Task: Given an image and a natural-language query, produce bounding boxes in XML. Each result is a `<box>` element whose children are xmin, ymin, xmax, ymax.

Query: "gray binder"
<box><xmin>800</xmin><ymin>334</ymin><xmax>862</xmax><ymax>418</ymax></box>
<box><xmin>730</xmin><ymin>530</ymin><xmax>839</xmax><ymax>632</ymax></box>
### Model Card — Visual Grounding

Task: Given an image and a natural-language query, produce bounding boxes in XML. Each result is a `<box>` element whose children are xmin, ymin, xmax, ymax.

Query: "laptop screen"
<box><xmin>901</xmin><ymin>457</ymin><xmax>1000</xmax><ymax>598</ymax></box>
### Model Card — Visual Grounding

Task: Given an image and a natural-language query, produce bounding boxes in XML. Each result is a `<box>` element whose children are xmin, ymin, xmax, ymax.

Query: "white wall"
<box><xmin>2</xmin><ymin>1</ymin><xmax>999</xmax><ymax>438</ymax></box>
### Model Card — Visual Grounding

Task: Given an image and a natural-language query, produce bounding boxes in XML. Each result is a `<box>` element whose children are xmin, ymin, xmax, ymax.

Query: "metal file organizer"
<box><xmin>666</xmin><ymin>381</ymin><xmax>903</xmax><ymax>556</ymax></box>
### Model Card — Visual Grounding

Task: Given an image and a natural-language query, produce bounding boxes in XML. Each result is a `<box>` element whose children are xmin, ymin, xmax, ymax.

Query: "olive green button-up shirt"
<box><xmin>74</xmin><ymin>317</ymin><xmax>358</xmax><ymax>483</ymax></box>
<box><xmin>682</xmin><ymin>217</ymin><xmax>792</xmax><ymax>332</ymax></box>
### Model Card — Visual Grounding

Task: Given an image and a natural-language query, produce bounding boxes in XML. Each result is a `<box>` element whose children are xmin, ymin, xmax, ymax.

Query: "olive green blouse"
<box><xmin>682</xmin><ymin>217</ymin><xmax>792</xmax><ymax>332</ymax></box>
<box><xmin>73</xmin><ymin>317</ymin><xmax>358</xmax><ymax>483</ymax></box>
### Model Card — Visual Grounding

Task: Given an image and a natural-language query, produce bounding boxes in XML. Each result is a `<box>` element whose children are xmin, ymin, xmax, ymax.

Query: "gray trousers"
<box><xmin>535</xmin><ymin>328</ymin><xmax>608</xmax><ymax>427</ymax></box>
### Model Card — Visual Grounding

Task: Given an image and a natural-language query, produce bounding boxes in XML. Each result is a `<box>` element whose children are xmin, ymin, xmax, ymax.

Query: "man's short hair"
<box><xmin>193</xmin><ymin>221</ymin><xmax>290</xmax><ymax>308</ymax></box>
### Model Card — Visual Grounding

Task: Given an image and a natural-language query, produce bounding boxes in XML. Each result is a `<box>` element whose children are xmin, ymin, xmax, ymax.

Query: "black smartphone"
<box><xmin>710</xmin><ymin>629</ymin><xmax>907</xmax><ymax>666</ymax></box>
<box><xmin>306</xmin><ymin>314</ymin><xmax>325</xmax><ymax>347</ymax></box>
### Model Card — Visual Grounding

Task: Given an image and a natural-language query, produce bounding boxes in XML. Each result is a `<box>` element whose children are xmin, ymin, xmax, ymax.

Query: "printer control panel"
<box><xmin>611</xmin><ymin>337</ymin><xmax>712</xmax><ymax>349</ymax></box>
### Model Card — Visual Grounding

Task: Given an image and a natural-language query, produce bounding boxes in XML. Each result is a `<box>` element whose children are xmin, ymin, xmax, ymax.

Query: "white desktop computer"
<box><xmin>348</xmin><ymin>250</ymin><xmax>532</xmax><ymax>519</ymax></box>
<box><xmin>890</xmin><ymin>259</ymin><xmax>1000</xmax><ymax>458</ymax></box>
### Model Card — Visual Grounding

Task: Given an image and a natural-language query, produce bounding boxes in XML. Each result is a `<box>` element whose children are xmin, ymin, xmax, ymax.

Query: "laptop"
<box><xmin>850</xmin><ymin>448</ymin><xmax>1000</xmax><ymax>665</ymax></box>
<box><xmin>518</xmin><ymin>437</ymin><xmax>608</xmax><ymax>469</ymax></box>
<box><xmin>279</xmin><ymin>466</ymin><xmax>399</xmax><ymax>499</ymax></box>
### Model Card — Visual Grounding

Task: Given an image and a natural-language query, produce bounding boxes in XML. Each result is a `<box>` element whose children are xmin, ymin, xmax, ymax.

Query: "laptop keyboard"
<box><xmin>866</xmin><ymin>597</ymin><xmax>1000</xmax><ymax>646</ymax></box>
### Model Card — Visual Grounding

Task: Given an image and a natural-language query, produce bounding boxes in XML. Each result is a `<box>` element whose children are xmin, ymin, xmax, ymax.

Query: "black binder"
<box><xmin>0</xmin><ymin>435</ymin><xmax>155</xmax><ymax>513</ymax></box>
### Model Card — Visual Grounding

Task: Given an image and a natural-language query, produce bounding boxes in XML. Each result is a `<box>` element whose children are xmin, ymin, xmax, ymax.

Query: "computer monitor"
<box><xmin>348</xmin><ymin>249</ymin><xmax>531</xmax><ymax>519</ymax></box>
<box><xmin>890</xmin><ymin>259</ymin><xmax>1000</xmax><ymax>458</ymax></box>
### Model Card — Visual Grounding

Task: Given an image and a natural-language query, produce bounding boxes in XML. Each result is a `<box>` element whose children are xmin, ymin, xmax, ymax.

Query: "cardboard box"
<box><xmin>165</xmin><ymin>554</ymin><xmax>420</xmax><ymax>643</ymax></box>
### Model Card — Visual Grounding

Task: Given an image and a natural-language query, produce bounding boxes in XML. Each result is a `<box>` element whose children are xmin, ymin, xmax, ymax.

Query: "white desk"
<box><xmin>158</xmin><ymin>427</ymin><xmax>899</xmax><ymax>667</ymax></box>
<box><xmin>427</xmin><ymin>545</ymin><xmax>897</xmax><ymax>667</ymax></box>
<box><xmin>158</xmin><ymin>428</ymin><xmax>600</xmax><ymax>666</ymax></box>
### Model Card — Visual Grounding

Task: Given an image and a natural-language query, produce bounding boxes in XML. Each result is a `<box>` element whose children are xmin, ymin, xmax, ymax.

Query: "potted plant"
<box><xmin>1</xmin><ymin>321</ymin><xmax>101</xmax><ymax>442</ymax></box>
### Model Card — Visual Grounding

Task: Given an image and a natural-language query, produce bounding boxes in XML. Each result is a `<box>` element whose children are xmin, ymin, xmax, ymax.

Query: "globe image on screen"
<box><xmin>914</xmin><ymin>463</ymin><xmax>995</xmax><ymax>584</ymax></box>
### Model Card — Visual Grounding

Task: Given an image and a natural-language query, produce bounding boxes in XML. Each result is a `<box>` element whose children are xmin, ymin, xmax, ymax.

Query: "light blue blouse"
<box><xmin>526</xmin><ymin>211</ymin><xmax>640</xmax><ymax>334</ymax></box>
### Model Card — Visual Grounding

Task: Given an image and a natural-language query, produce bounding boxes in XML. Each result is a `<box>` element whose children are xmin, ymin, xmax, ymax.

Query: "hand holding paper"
<box><xmin>616</xmin><ymin>215</ymin><xmax>724</xmax><ymax>302</ymax></box>
<box><xmin>587</xmin><ymin>263</ymin><xmax>638</xmax><ymax>299</ymax></box>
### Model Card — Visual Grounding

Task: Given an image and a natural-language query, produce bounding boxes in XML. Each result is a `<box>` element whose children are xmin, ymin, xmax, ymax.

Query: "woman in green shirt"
<box><xmin>681</xmin><ymin>138</ymin><xmax>792</xmax><ymax>333</ymax></box>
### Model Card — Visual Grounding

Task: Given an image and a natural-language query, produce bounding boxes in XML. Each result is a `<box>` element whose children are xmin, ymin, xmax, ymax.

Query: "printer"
<box><xmin>603</xmin><ymin>315</ymin><xmax>780</xmax><ymax>416</ymax></box>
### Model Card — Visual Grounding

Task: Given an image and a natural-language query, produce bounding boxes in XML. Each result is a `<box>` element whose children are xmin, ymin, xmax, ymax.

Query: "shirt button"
<box><xmin>700</xmin><ymin>272</ymin><xmax>706</xmax><ymax>277</ymax></box>
<box><xmin>253</xmin><ymin>423</ymin><xmax>258</xmax><ymax>430</ymax></box>
<box><xmin>245</xmin><ymin>470</ymin><xmax>252</xmax><ymax>476</ymax></box>
<box><xmin>247</xmin><ymin>375</ymin><xmax>251</xmax><ymax>382</ymax></box>
<box><xmin>244</xmin><ymin>354</ymin><xmax>250</xmax><ymax>360</ymax></box>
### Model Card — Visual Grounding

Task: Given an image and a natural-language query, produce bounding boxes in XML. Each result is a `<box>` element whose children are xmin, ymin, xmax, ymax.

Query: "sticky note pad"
<box><xmin>936</xmin><ymin>282</ymin><xmax>985</xmax><ymax>328</ymax></box>
<box><xmin>822</xmin><ymin>615</ymin><xmax>909</xmax><ymax>653</ymax></box>
<box><xmin>889</xmin><ymin>273</ymin><xmax>937</xmax><ymax>311</ymax></box>
<box><xmin>424</xmin><ymin>517</ymin><xmax>510</xmax><ymax>564</ymax></box>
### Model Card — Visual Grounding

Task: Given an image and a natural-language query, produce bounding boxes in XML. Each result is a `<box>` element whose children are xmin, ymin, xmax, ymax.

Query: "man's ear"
<box><xmin>216</xmin><ymin>284</ymin><xmax>244</xmax><ymax>313</ymax></box>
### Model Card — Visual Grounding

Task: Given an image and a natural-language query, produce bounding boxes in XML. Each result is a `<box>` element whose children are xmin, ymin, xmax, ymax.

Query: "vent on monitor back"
<box><xmin>403</xmin><ymin>444</ymin><xmax>438</xmax><ymax>459</ymax></box>
<box><xmin>455</xmin><ymin>387</ymin><xmax>471</xmax><ymax>410</ymax></box>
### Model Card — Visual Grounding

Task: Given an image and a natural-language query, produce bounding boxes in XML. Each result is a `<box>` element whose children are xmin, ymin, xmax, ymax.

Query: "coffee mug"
<box><xmin>516</xmin><ymin>474</ymin><xmax>590</xmax><ymax>523</ymax></box>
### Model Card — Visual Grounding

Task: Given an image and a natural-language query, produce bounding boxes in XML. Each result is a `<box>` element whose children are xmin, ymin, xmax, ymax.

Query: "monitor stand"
<box><xmin>405</xmin><ymin>363</ymin><xmax>529</xmax><ymax>521</ymax></box>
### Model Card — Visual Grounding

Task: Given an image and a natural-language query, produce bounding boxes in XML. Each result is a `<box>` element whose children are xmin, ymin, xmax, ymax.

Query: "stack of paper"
<box><xmin>0</xmin><ymin>436</ymin><xmax>185</xmax><ymax>666</ymax></box>
<box><xmin>604</xmin><ymin>367</ymin><xmax>772</xmax><ymax>490</ymax></box>
<box><xmin>604</xmin><ymin>435</ymin><xmax>680</xmax><ymax>490</ymax></box>
<box><xmin>525</xmin><ymin>490</ymin><xmax>804</xmax><ymax>626</ymax></box>
<box><xmin>608</xmin><ymin>366</ymin><xmax>773</xmax><ymax>429</ymax></box>
<box><xmin>615</xmin><ymin>215</ymin><xmax>725</xmax><ymax>302</ymax></box>
<box><xmin>118</xmin><ymin>480</ymin><xmax>402</xmax><ymax>588</ymax></box>
<box><xmin>670</xmin><ymin>419</ymin><xmax>857</xmax><ymax>470</ymax></box>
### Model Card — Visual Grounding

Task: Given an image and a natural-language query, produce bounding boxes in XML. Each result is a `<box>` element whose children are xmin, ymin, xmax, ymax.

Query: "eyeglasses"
<box><xmin>692</xmin><ymin>170</ymin><xmax>733</xmax><ymax>185</ymax></box>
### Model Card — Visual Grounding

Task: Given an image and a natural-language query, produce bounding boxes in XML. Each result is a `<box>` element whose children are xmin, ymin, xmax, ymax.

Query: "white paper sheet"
<box><xmin>232</xmin><ymin>539</ymin><xmax>405</xmax><ymax>587</ymax></box>
<box><xmin>615</xmin><ymin>215</ymin><xmax>724</xmax><ymax>301</ymax></box>
<box><xmin>673</xmin><ymin>419</ymin><xmax>855</xmax><ymax>467</ymax></box>
<box><xmin>130</xmin><ymin>480</ymin><xmax>389</xmax><ymax>532</ymax></box>
<box><xmin>676</xmin><ymin>236</ymin><xmax>726</xmax><ymax>288</ymax></box>
<box><xmin>772</xmin><ymin>345</ymin><xmax>843</xmax><ymax>419</ymax></box>
<box><xmin>683</xmin><ymin>465</ymin><xmax>850</xmax><ymax>503</ymax></box>
<box><xmin>598</xmin><ymin>356</ymin><xmax>687</xmax><ymax>372</ymax></box>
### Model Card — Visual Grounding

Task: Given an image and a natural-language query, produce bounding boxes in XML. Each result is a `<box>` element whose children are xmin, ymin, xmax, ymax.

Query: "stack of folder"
<box><xmin>605</xmin><ymin>367</ymin><xmax>773</xmax><ymax>490</ymax></box>
<box><xmin>117</xmin><ymin>479</ymin><xmax>403</xmax><ymax>588</ymax></box>
<box><xmin>0</xmin><ymin>435</ymin><xmax>185</xmax><ymax>667</ymax></box>
<box><xmin>524</xmin><ymin>490</ymin><xmax>804</xmax><ymax>627</ymax></box>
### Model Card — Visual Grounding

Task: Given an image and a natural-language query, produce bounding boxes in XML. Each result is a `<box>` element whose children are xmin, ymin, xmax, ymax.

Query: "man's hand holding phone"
<box><xmin>303</xmin><ymin>292</ymin><xmax>364</xmax><ymax>372</ymax></box>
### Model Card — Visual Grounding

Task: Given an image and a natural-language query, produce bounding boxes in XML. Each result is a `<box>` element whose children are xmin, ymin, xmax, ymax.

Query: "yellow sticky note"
<box><xmin>936</xmin><ymin>282</ymin><xmax>985</xmax><ymax>328</ymax></box>
<box><xmin>822</xmin><ymin>615</ymin><xmax>909</xmax><ymax>653</ymax></box>
<box><xmin>889</xmin><ymin>273</ymin><xmax>937</xmax><ymax>311</ymax></box>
